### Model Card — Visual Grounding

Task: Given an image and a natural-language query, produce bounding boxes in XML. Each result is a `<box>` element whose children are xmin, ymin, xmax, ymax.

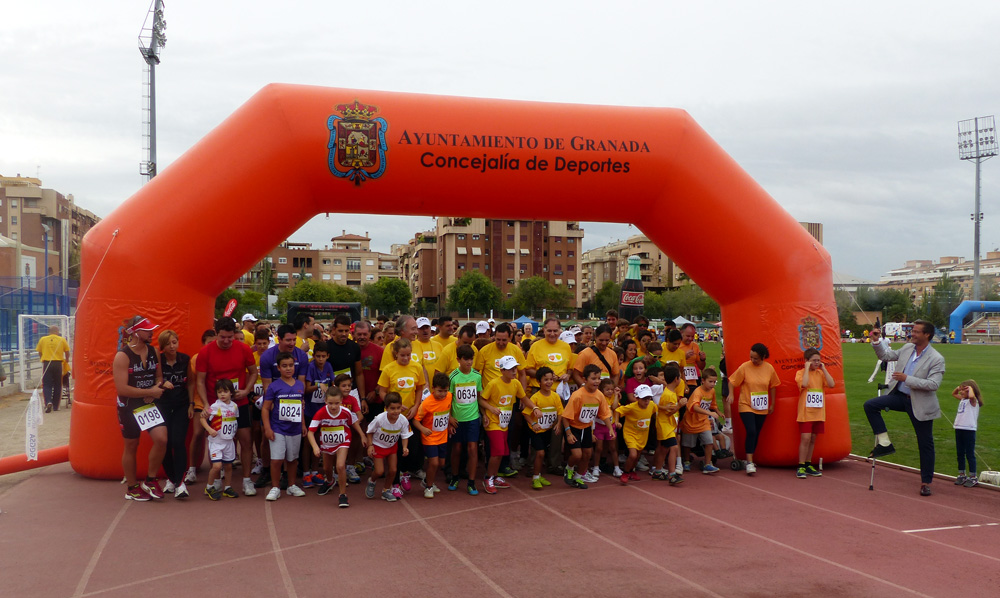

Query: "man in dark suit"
<box><xmin>865</xmin><ymin>320</ymin><xmax>944</xmax><ymax>496</ymax></box>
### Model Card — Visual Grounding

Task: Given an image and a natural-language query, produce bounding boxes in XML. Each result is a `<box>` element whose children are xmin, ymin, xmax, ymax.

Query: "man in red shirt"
<box><xmin>353</xmin><ymin>320</ymin><xmax>383</xmax><ymax>419</ymax></box>
<box><xmin>197</xmin><ymin>317</ymin><xmax>258</xmax><ymax>496</ymax></box>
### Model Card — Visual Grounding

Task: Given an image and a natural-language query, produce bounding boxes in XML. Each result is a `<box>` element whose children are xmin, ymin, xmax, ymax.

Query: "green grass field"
<box><xmin>700</xmin><ymin>342</ymin><xmax>998</xmax><ymax>476</ymax></box>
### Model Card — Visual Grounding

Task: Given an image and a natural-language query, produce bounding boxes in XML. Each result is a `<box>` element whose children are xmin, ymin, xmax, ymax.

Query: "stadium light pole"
<box><xmin>957</xmin><ymin>115</ymin><xmax>998</xmax><ymax>301</ymax></box>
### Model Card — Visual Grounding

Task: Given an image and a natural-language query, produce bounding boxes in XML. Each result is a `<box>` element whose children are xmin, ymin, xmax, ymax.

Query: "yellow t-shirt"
<box><xmin>474</xmin><ymin>342</ymin><xmax>524</xmax><ymax>387</ymax></box>
<box><xmin>36</xmin><ymin>334</ymin><xmax>70</xmax><ymax>362</ymax></box>
<box><xmin>729</xmin><ymin>361</ymin><xmax>781</xmax><ymax>414</ymax></box>
<box><xmin>435</xmin><ymin>334</ymin><xmax>456</xmax><ymax>348</ymax></box>
<box><xmin>241</xmin><ymin>329</ymin><xmax>254</xmax><ymax>345</ymax></box>
<box><xmin>795</xmin><ymin>368</ymin><xmax>827</xmax><ymax>423</ymax></box>
<box><xmin>298</xmin><ymin>336</ymin><xmax>315</xmax><ymax>359</ymax></box>
<box><xmin>377</xmin><ymin>360</ymin><xmax>426</xmax><ymax>409</ymax></box>
<box><xmin>522</xmin><ymin>390</ymin><xmax>564</xmax><ymax>432</ymax></box>
<box><xmin>482</xmin><ymin>377</ymin><xmax>524</xmax><ymax>431</ymax></box>
<box><xmin>439</xmin><ymin>342</ymin><xmax>478</xmax><ymax>377</ymax></box>
<box><xmin>659</xmin><ymin>345</ymin><xmax>688</xmax><ymax>371</ymax></box>
<box><xmin>654</xmin><ymin>385</ymin><xmax>681</xmax><ymax>440</ymax></box>
<box><xmin>412</xmin><ymin>338</ymin><xmax>445</xmax><ymax>375</ymax></box>
<box><xmin>380</xmin><ymin>343</ymin><xmax>420</xmax><ymax>370</ymax></box>
<box><xmin>616</xmin><ymin>401</ymin><xmax>657</xmax><ymax>449</ymax></box>
<box><xmin>524</xmin><ymin>340</ymin><xmax>574</xmax><ymax>388</ymax></box>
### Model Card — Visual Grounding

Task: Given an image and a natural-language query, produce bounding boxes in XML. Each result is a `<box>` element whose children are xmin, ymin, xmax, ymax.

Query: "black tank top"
<box><xmin>118</xmin><ymin>344</ymin><xmax>158</xmax><ymax>406</ymax></box>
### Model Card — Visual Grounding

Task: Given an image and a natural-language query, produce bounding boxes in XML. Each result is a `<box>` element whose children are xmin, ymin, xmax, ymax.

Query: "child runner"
<box><xmin>616</xmin><ymin>384</ymin><xmax>657</xmax><ymax>484</ymax></box>
<box><xmin>681</xmin><ymin>367</ymin><xmax>722</xmax><ymax>474</ymax></box>
<box><xmin>201</xmin><ymin>379</ymin><xmax>240</xmax><ymax>500</ymax></box>
<box><xmin>951</xmin><ymin>380</ymin><xmax>983</xmax><ymax>488</ymax></box>
<box><xmin>728</xmin><ymin>343</ymin><xmax>781</xmax><ymax>476</ymax></box>
<box><xmin>651</xmin><ymin>364</ymin><xmax>687</xmax><ymax>484</ymax></box>
<box><xmin>589</xmin><ymin>378</ymin><xmax>620</xmax><ymax>482</ymax></box>
<box><xmin>302</xmin><ymin>341</ymin><xmax>334</xmax><ymax>488</ymax></box>
<box><xmin>523</xmin><ymin>366</ymin><xmax>563</xmax><ymax>489</ymax></box>
<box><xmin>377</xmin><ymin>339</ymin><xmax>425</xmax><ymax>495</ymax></box>
<box><xmin>365</xmin><ymin>393</ymin><xmax>412</xmax><ymax>502</ymax></box>
<box><xmin>795</xmin><ymin>348</ymin><xmax>835</xmax><ymax>479</ymax></box>
<box><xmin>413</xmin><ymin>372</ymin><xmax>453</xmax><ymax>498</ymax></box>
<box><xmin>480</xmin><ymin>355</ymin><xmax>530</xmax><ymax>494</ymax></box>
<box><xmin>261</xmin><ymin>352</ymin><xmax>307</xmax><ymax>501</ymax></box>
<box><xmin>562</xmin><ymin>364</ymin><xmax>615</xmax><ymax>489</ymax></box>
<box><xmin>250</xmin><ymin>329</ymin><xmax>270</xmax><ymax>477</ymax></box>
<box><xmin>448</xmin><ymin>344</ymin><xmax>482</xmax><ymax>495</ymax></box>
<box><xmin>308</xmin><ymin>386</ymin><xmax>367</xmax><ymax>507</ymax></box>
<box><xmin>333</xmin><ymin>373</ymin><xmax>365</xmax><ymax>483</ymax></box>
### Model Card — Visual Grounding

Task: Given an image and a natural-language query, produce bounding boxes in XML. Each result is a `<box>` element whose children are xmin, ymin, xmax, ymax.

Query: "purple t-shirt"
<box><xmin>259</xmin><ymin>345</ymin><xmax>310</xmax><ymax>381</ymax></box>
<box><xmin>263</xmin><ymin>378</ymin><xmax>305</xmax><ymax>436</ymax></box>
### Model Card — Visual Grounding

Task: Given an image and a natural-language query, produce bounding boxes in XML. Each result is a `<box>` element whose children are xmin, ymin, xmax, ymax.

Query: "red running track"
<box><xmin>1</xmin><ymin>458</ymin><xmax>998</xmax><ymax>598</ymax></box>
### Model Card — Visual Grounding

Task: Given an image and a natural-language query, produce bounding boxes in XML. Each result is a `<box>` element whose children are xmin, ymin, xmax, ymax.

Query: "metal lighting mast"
<box><xmin>957</xmin><ymin>115</ymin><xmax>998</xmax><ymax>301</ymax></box>
<box><xmin>138</xmin><ymin>0</ymin><xmax>167</xmax><ymax>181</ymax></box>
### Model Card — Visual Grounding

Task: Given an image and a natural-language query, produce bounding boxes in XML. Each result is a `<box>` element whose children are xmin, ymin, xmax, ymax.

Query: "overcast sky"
<box><xmin>3</xmin><ymin>1</ymin><xmax>1000</xmax><ymax>281</ymax></box>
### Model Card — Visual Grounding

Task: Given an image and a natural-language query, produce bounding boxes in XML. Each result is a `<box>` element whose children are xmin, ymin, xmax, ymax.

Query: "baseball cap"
<box><xmin>487</xmin><ymin>318</ymin><xmax>495</xmax><ymax>324</ymax></box>
<box><xmin>127</xmin><ymin>317</ymin><xmax>159</xmax><ymax>334</ymax></box>
<box><xmin>634</xmin><ymin>384</ymin><xmax>653</xmax><ymax>399</ymax></box>
<box><xmin>241</xmin><ymin>313</ymin><xmax>257</xmax><ymax>322</ymax></box>
<box><xmin>559</xmin><ymin>330</ymin><xmax>577</xmax><ymax>344</ymax></box>
<box><xmin>497</xmin><ymin>355</ymin><xmax>519</xmax><ymax>370</ymax></box>
<box><xmin>476</xmin><ymin>321</ymin><xmax>489</xmax><ymax>334</ymax></box>
<box><xmin>416</xmin><ymin>317</ymin><xmax>432</xmax><ymax>328</ymax></box>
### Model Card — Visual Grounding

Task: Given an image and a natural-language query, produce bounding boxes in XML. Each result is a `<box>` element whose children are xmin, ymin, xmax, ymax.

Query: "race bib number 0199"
<box><xmin>750</xmin><ymin>393</ymin><xmax>768</xmax><ymax>411</ymax></box>
<box><xmin>133</xmin><ymin>403</ymin><xmax>164</xmax><ymax>431</ymax></box>
<box><xmin>805</xmin><ymin>390</ymin><xmax>824</xmax><ymax>409</ymax></box>
<box><xmin>278</xmin><ymin>399</ymin><xmax>302</xmax><ymax>422</ymax></box>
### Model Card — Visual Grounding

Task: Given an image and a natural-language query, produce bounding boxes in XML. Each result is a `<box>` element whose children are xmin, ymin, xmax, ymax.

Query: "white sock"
<box><xmin>533</xmin><ymin>474</ymin><xmax>540</xmax><ymax>480</ymax></box>
<box><xmin>876</xmin><ymin>432</ymin><xmax>891</xmax><ymax>446</ymax></box>
<box><xmin>724</xmin><ymin>435</ymin><xmax>731</xmax><ymax>450</ymax></box>
<box><xmin>676</xmin><ymin>456</ymin><xmax>683</xmax><ymax>469</ymax></box>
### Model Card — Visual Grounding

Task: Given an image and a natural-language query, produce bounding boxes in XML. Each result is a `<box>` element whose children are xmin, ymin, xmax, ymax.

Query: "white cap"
<box><xmin>476</xmin><ymin>321</ymin><xmax>490</xmax><ymax>334</ymax></box>
<box><xmin>559</xmin><ymin>330</ymin><xmax>577</xmax><ymax>344</ymax></box>
<box><xmin>497</xmin><ymin>355</ymin><xmax>519</xmax><ymax>370</ymax></box>
<box><xmin>241</xmin><ymin>313</ymin><xmax>257</xmax><ymax>322</ymax></box>
<box><xmin>431</xmin><ymin>326</ymin><xmax>438</xmax><ymax>332</ymax></box>
<box><xmin>488</xmin><ymin>318</ymin><xmax>495</xmax><ymax>324</ymax></box>
<box><xmin>634</xmin><ymin>384</ymin><xmax>653</xmax><ymax>399</ymax></box>
<box><xmin>416</xmin><ymin>317</ymin><xmax>432</xmax><ymax>328</ymax></box>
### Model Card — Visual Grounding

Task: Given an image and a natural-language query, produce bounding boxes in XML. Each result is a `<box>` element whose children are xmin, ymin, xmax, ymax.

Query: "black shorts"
<box><xmin>530</xmin><ymin>429</ymin><xmax>553</xmax><ymax>451</ymax></box>
<box><xmin>237</xmin><ymin>403</ymin><xmax>252</xmax><ymax>429</ymax></box>
<box><xmin>659</xmin><ymin>437</ymin><xmax>678</xmax><ymax>448</ymax></box>
<box><xmin>117</xmin><ymin>398</ymin><xmax>165</xmax><ymax>440</ymax></box>
<box><xmin>566</xmin><ymin>426</ymin><xmax>593</xmax><ymax>450</ymax></box>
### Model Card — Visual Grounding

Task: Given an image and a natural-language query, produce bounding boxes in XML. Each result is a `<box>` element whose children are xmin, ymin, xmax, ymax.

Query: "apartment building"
<box><xmin>878</xmin><ymin>253</ymin><xmax>1000</xmax><ymax>302</ymax></box>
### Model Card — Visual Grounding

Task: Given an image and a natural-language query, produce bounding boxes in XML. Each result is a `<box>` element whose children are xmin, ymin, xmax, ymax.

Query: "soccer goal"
<box><xmin>18</xmin><ymin>314</ymin><xmax>74</xmax><ymax>395</ymax></box>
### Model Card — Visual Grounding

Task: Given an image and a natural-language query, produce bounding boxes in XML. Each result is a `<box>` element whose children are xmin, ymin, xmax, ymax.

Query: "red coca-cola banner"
<box><xmin>620</xmin><ymin>291</ymin><xmax>644</xmax><ymax>306</ymax></box>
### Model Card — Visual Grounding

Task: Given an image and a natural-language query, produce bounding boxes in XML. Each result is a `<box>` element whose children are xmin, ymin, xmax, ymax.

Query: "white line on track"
<box><xmin>903</xmin><ymin>522</ymin><xmax>1000</xmax><ymax>534</ymax></box>
<box><xmin>265</xmin><ymin>501</ymin><xmax>298</xmax><ymax>598</ymax></box>
<box><xmin>73</xmin><ymin>500</ymin><xmax>130</xmax><ymax>597</ymax></box>
<box><xmin>402</xmin><ymin>500</ymin><xmax>513</xmax><ymax>598</ymax></box>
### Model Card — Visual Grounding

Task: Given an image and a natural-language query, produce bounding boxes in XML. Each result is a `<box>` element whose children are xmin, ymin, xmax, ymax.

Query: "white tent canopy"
<box><xmin>672</xmin><ymin>316</ymin><xmax>695</xmax><ymax>327</ymax></box>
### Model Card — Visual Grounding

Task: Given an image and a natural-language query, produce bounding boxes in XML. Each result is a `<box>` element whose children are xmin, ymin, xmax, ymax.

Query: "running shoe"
<box><xmin>381</xmin><ymin>489</ymin><xmax>397</xmax><ymax>502</ymax></box>
<box><xmin>400</xmin><ymin>472</ymin><xmax>412</xmax><ymax>492</ymax></box>
<box><xmin>339</xmin><ymin>493</ymin><xmax>350</xmax><ymax>508</ymax></box>
<box><xmin>745</xmin><ymin>462</ymin><xmax>756</xmax><ymax>476</ymax></box>
<box><xmin>796</xmin><ymin>467</ymin><xmax>807</xmax><ymax>479</ymax></box>
<box><xmin>313</xmin><ymin>472</ymin><xmax>327</xmax><ymax>486</ymax></box>
<box><xmin>581</xmin><ymin>471</ymin><xmax>599</xmax><ymax>483</ymax></box>
<box><xmin>483</xmin><ymin>477</ymin><xmax>497</xmax><ymax>495</ymax></box>
<box><xmin>421</xmin><ymin>481</ymin><xmax>441</xmax><ymax>494</ymax></box>
<box><xmin>702</xmin><ymin>464</ymin><xmax>720</xmax><ymax>474</ymax></box>
<box><xmin>317</xmin><ymin>482</ymin><xmax>333</xmax><ymax>496</ymax></box>
<box><xmin>286</xmin><ymin>485</ymin><xmax>306</xmax><ymax>497</ymax></box>
<box><xmin>447</xmin><ymin>477</ymin><xmax>459</xmax><ymax>491</ymax></box>
<box><xmin>125</xmin><ymin>484</ymin><xmax>151</xmax><ymax>502</ymax></box>
<box><xmin>955</xmin><ymin>474</ymin><xmax>967</xmax><ymax>485</ymax></box>
<box><xmin>919</xmin><ymin>484</ymin><xmax>932</xmax><ymax>496</ymax></box>
<box><xmin>183</xmin><ymin>468</ymin><xmax>197</xmax><ymax>484</ymax></box>
<box><xmin>142</xmin><ymin>478</ymin><xmax>164</xmax><ymax>499</ymax></box>
<box><xmin>222</xmin><ymin>487</ymin><xmax>239</xmax><ymax>498</ymax></box>
<box><xmin>265</xmin><ymin>487</ymin><xmax>281</xmax><ymax>501</ymax></box>
<box><xmin>45</xmin><ymin>403</ymin><xmax>52</xmax><ymax>413</ymax></box>
<box><xmin>683</xmin><ymin>461</ymin><xmax>691</xmax><ymax>472</ymax></box>
<box><xmin>637</xmin><ymin>455</ymin><xmax>650</xmax><ymax>470</ymax></box>
<box><xmin>362</xmin><ymin>456</ymin><xmax>374</xmax><ymax>470</ymax></box>
<box><xmin>174</xmin><ymin>482</ymin><xmax>190</xmax><ymax>499</ymax></box>
<box><xmin>243</xmin><ymin>479</ymin><xmax>257</xmax><ymax>497</ymax></box>
<box><xmin>721</xmin><ymin>424</ymin><xmax>733</xmax><ymax>433</ymax></box>
<box><xmin>629</xmin><ymin>471</ymin><xmax>640</xmax><ymax>481</ymax></box>
<box><xmin>424</xmin><ymin>487</ymin><xmax>435</xmax><ymax>499</ymax></box>
<box><xmin>498</xmin><ymin>466</ymin><xmax>518</xmax><ymax>478</ymax></box>
<box><xmin>805</xmin><ymin>465</ymin><xmax>822</xmax><ymax>477</ymax></box>
<box><xmin>532</xmin><ymin>477</ymin><xmax>544</xmax><ymax>490</ymax></box>
<box><xmin>365</xmin><ymin>478</ymin><xmax>377</xmax><ymax>499</ymax></box>
<box><xmin>163</xmin><ymin>480</ymin><xmax>176</xmax><ymax>494</ymax></box>
<box><xmin>279</xmin><ymin>471</ymin><xmax>289</xmax><ymax>491</ymax></box>
<box><xmin>652</xmin><ymin>470</ymin><xmax>669</xmax><ymax>481</ymax></box>
<box><xmin>301</xmin><ymin>474</ymin><xmax>314</xmax><ymax>489</ymax></box>
<box><xmin>964</xmin><ymin>476</ymin><xmax>979</xmax><ymax>488</ymax></box>
<box><xmin>589</xmin><ymin>466</ymin><xmax>601</xmax><ymax>479</ymax></box>
<box><xmin>346</xmin><ymin>465</ymin><xmax>361</xmax><ymax>484</ymax></box>
<box><xmin>251</xmin><ymin>458</ymin><xmax>264</xmax><ymax>475</ymax></box>
<box><xmin>254</xmin><ymin>471</ymin><xmax>271</xmax><ymax>488</ymax></box>
<box><xmin>467</xmin><ymin>480</ymin><xmax>479</xmax><ymax>496</ymax></box>
<box><xmin>668</xmin><ymin>473</ymin><xmax>683</xmax><ymax>485</ymax></box>
<box><xmin>413</xmin><ymin>469</ymin><xmax>426</xmax><ymax>481</ymax></box>
<box><xmin>204</xmin><ymin>487</ymin><xmax>221</xmax><ymax>501</ymax></box>
<box><xmin>354</xmin><ymin>460</ymin><xmax>368</xmax><ymax>475</ymax></box>
<box><xmin>568</xmin><ymin>477</ymin><xmax>588</xmax><ymax>489</ymax></box>
<box><xmin>493</xmin><ymin>476</ymin><xmax>511</xmax><ymax>489</ymax></box>
<box><xmin>619</xmin><ymin>473</ymin><xmax>629</xmax><ymax>485</ymax></box>
<box><xmin>612</xmin><ymin>466</ymin><xmax>624</xmax><ymax>478</ymax></box>
<box><xmin>537</xmin><ymin>475</ymin><xmax>551</xmax><ymax>486</ymax></box>
<box><xmin>391</xmin><ymin>485</ymin><xmax>404</xmax><ymax>499</ymax></box>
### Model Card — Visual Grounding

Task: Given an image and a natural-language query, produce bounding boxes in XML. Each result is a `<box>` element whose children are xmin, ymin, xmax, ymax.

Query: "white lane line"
<box><xmin>73</xmin><ymin>500</ymin><xmax>130</xmax><ymax>597</ymax></box>
<box><xmin>629</xmin><ymin>485</ymin><xmax>935</xmax><ymax>598</ymax></box>
<box><xmin>903</xmin><ymin>522</ymin><xmax>1000</xmax><ymax>534</ymax></box>
<box><xmin>402</xmin><ymin>500</ymin><xmax>513</xmax><ymax>598</ymax></box>
<box><xmin>265</xmin><ymin>501</ymin><xmax>298</xmax><ymax>598</ymax></box>
<box><xmin>511</xmin><ymin>484</ymin><xmax>727</xmax><ymax>598</ymax></box>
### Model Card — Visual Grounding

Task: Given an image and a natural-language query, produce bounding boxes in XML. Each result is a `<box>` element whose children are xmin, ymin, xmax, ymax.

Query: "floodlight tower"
<box><xmin>138</xmin><ymin>0</ymin><xmax>167</xmax><ymax>181</ymax></box>
<box><xmin>958</xmin><ymin>115</ymin><xmax>998</xmax><ymax>301</ymax></box>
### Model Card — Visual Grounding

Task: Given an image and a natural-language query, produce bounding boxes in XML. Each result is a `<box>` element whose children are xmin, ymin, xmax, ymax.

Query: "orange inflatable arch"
<box><xmin>72</xmin><ymin>84</ymin><xmax>847</xmax><ymax>479</ymax></box>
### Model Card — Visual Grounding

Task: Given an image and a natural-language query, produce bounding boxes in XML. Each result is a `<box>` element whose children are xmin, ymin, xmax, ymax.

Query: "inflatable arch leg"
<box><xmin>73</xmin><ymin>85</ymin><xmax>848</xmax><ymax>479</ymax></box>
<box><xmin>949</xmin><ymin>300</ymin><xmax>1000</xmax><ymax>343</ymax></box>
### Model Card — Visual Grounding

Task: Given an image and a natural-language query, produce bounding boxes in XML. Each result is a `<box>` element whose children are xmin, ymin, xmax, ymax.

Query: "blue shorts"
<box><xmin>452</xmin><ymin>419</ymin><xmax>480</xmax><ymax>444</ymax></box>
<box><xmin>423</xmin><ymin>442</ymin><xmax>448</xmax><ymax>459</ymax></box>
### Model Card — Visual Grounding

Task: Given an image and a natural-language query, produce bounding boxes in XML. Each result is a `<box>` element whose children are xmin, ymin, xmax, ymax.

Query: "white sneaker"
<box><xmin>424</xmin><ymin>487</ymin><xmax>435</xmax><ymax>499</ymax></box>
<box><xmin>612</xmin><ymin>466</ymin><xmax>624</xmax><ymax>477</ymax></box>
<box><xmin>251</xmin><ymin>458</ymin><xmax>263</xmax><ymax>475</ymax></box>
<box><xmin>746</xmin><ymin>462</ymin><xmax>756</xmax><ymax>476</ymax></box>
<box><xmin>581</xmin><ymin>471</ymin><xmax>599</xmax><ymax>483</ymax></box>
<box><xmin>721</xmin><ymin>424</ymin><xmax>733</xmax><ymax>434</ymax></box>
<box><xmin>174</xmin><ymin>482</ymin><xmax>189</xmax><ymax>499</ymax></box>
<box><xmin>413</xmin><ymin>469</ymin><xmax>427</xmax><ymax>481</ymax></box>
<box><xmin>266</xmin><ymin>487</ymin><xmax>281</xmax><ymax>501</ymax></box>
<box><xmin>163</xmin><ymin>480</ymin><xmax>176</xmax><ymax>494</ymax></box>
<box><xmin>638</xmin><ymin>454</ymin><xmax>650</xmax><ymax>468</ymax></box>
<box><xmin>243</xmin><ymin>479</ymin><xmax>257</xmax><ymax>496</ymax></box>
<box><xmin>183</xmin><ymin>468</ymin><xmax>197</xmax><ymax>484</ymax></box>
<box><xmin>287</xmin><ymin>485</ymin><xmax>306</xmax><ymax>497</ymax></box>
<box><xmin>589</xmin><ymin>466</ymin><xmax>601</xmax><ymax>479</ymax></box>
<box><xmin>636</xmin><ymin>460</ymin><xmax>650</xmax><ymax>472</ymax></box>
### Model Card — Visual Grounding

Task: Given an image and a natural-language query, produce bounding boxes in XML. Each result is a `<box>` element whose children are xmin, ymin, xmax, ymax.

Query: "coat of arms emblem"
<box><xmin>327</xmin><ymin>100</ymin><xmax>388</xmax><ymax>185</ymax></box>
<box><xmin>799</xmin><ymin>316</ymin><xmax>823</xmax><ymax>351</ymax></box>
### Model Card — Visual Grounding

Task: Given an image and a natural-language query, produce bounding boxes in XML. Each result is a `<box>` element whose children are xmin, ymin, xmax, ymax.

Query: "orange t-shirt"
<box><xmin>795</xmin><ymin>368</ymin><xmax>827</xmax><ymax>423</ymax></box>
<box><xmin>681</xmin><ymin>385</ymin><xmax>717</xmax><ymax>434</ymax></box>
<box><xmin>679</xmin><ymin>341</ymin><xmax>702</xmax><ymax>386</ymax></box>
<box><xmin>573</xmin><ymin>346</ymin><xmax>621</xmax><ymax>381</ymax></box>
<box><xmin>416</xmin><ymin>392</ymin><xmax>453</xmax><ymax>446</ymax></box>
<box><xmin>562</xmin><ymin>387</ymin><xmax>612</xmax><ymax>430</ymax></box>
<box><xmin>729</xmin><ymin>361</ymin><xmax>781</xmax><ymax>414</ymax></box>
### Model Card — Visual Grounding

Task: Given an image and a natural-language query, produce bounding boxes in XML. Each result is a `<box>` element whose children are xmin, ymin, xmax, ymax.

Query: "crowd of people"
<box><xmin>111</xmin><ymin>310</ymin><xmax>845</xmax><ymax>504</ymax></box>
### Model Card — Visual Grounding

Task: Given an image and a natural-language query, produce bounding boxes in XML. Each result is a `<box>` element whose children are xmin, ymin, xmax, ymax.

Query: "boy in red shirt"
<box><xmin>308</xmin><ymin>386</ymin><xmax>367</xmax><ymax>507</ymax></box>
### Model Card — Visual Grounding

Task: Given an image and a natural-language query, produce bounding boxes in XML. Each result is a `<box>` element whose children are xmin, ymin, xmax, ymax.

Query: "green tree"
<box><xmin>920</xmin><ymin>274</ymin><xmax>964</xmax><ymax>328</ymax></box>
<box><xmin>240</xmin><ymin>290</ymin><xmax>267</xmax><ymax>317</ymax></box>
<box><xmin>274</xmin><ymin>279</ymin><xmax>361</xmax><ymax>313</ymax></box>
<box><xmin>362</xmin><ymin>277</ymin><xmax>411</xmax><ymax>316</ymax></box>
<box><xmin>67</xmin><ymin>246</ymin><xmax>82</xmax><ymax>281</ymax></box>
<box><xmin>593</xmin><ymin>281</ymin><xmax>621</xmax><ymax>315</ymax></box>
<box><xmin>257</xmin><ymin>259</ymin><xmax>276</xmax><ymax>296</ymax></box>
<box><xmin>835</xmin><ymin>289</ymin><xmax>857</xmax><ymax>331</ymax></box>
<box><xmin>505</xmin><ymin>276</ymin><xmax>573</xmax><ymax>314</ymax></box>
<box><xmin>446</xmin><ymin>271</ymin><xmax>502</xmax><ymax>315</ymax></box>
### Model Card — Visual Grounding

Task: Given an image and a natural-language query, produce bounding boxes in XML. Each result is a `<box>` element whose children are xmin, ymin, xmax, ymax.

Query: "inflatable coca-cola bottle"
<box><xmin>618</xmin><ymin>255</ymin><xmax>645</xmax><ymax>322</ymax></box>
